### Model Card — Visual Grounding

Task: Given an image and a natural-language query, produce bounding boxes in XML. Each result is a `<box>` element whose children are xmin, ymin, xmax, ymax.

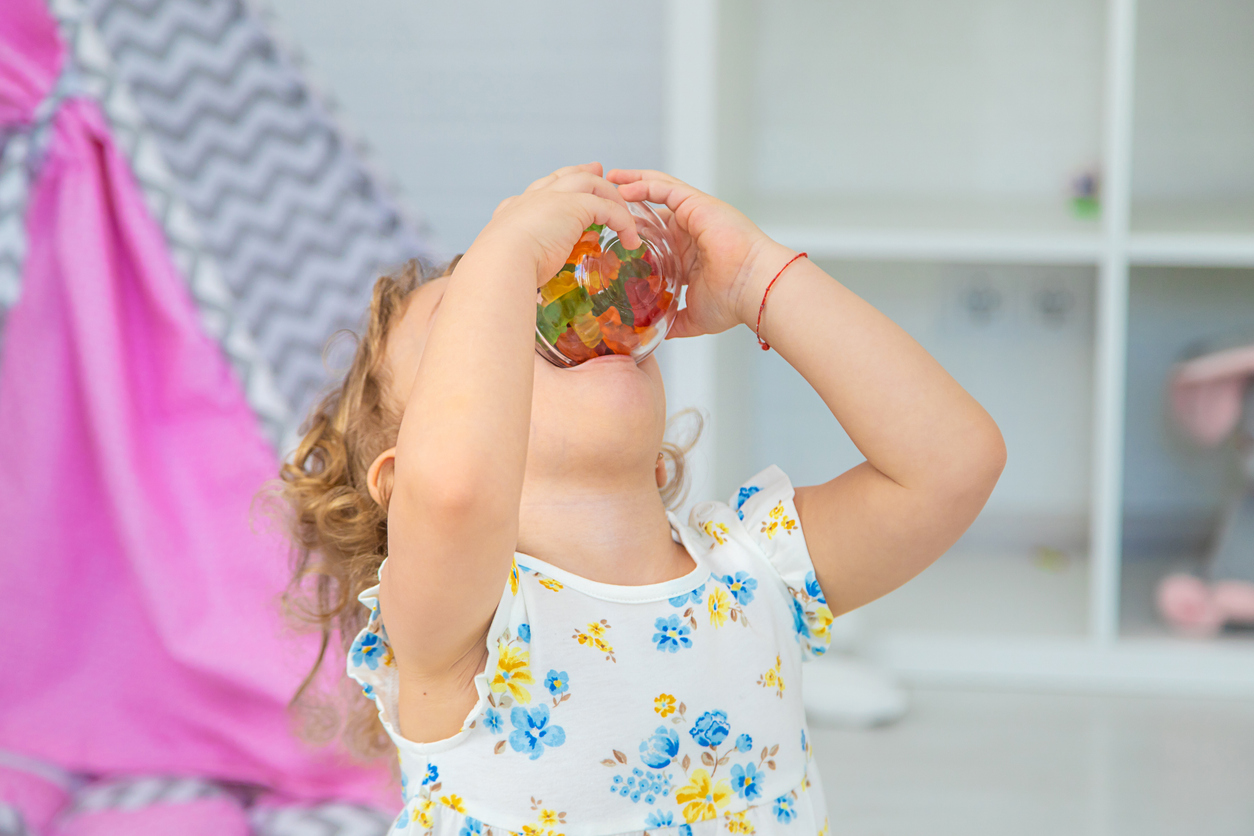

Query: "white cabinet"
<box><xmin>664</xmin><ymin>0</ymin><xmax>1254</xmax><ymax>694</ymax></box>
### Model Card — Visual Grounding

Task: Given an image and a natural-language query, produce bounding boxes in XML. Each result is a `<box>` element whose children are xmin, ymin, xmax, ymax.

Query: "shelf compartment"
<box><xmin>717</xmin><ymin>0</ymin><xmax>1108</xmax><ymax>241</ymax></box>
<box><xmin>1130</xmin><ymin>0</ymin><xmax>1254</xmax><ymax>236</ymax></box>
<box><xmin>1119</xmin><ymin>265</ymin><xmax>1254</xmax><ymax>639</ymax></box>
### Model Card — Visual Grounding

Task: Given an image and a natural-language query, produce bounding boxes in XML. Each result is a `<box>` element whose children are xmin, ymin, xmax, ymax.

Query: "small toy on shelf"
<box><xmin>1158</xmin><ymin>343</ymin><xmax>1254</xmax><ymax>636</ymax></box>
<box><xmin>535</xmin><ymin>201</ymin><xmax>681</xmax><ymax>368</ymax></box>
<box><xmin>1069</xmin><ymin>168</ymin><xmax>1101</xmax><ymax>219</ymax></box>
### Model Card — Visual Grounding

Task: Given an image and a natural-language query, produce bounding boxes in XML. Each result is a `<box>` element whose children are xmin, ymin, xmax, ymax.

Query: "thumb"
<box><xmin>664</xmin><ymin>306</ymin><xmax>704</xmax><ymax>340</ymax></box>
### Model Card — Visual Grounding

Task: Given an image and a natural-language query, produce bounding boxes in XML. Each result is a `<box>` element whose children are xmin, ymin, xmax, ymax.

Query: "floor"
<box><xmin>810</xmin><ymin>687</ymin><xmax>1254</xmax><ymax>836</ymax></box>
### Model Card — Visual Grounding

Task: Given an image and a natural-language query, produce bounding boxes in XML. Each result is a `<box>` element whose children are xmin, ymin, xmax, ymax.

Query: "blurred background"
<box><xmin>2</xmin><ymin>1</ymin><xmax>1253</xmax><ymax>834</ymax></box>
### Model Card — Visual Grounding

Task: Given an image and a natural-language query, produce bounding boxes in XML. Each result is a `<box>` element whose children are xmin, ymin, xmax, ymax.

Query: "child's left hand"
<box><xmin>606</xmin><ymin>169</ymin><xmax>790</xmax><ymax>339</ymax></box>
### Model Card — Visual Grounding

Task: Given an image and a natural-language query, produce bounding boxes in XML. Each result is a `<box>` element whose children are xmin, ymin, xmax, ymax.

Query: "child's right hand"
<box><xmin>479</xmin><ymin>162</ymin><xmax>642</xmax><ymax>286</ymax></box>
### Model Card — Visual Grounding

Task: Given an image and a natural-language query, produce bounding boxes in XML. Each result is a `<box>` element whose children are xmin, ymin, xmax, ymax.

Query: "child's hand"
<box><xmin>606</xmin><ymin>169</ymin><xmax>783</xmax><ymax>338</ymax></box>
<box><xmin>482</xmin><ymin>163</ymin><xmax>642</xmax><ymax>286</ymax></box>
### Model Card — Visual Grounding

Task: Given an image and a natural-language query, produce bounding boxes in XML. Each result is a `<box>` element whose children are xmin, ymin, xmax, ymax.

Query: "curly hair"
<box><xmin>277</xmin><ymin>257</ymin><xmax>699</xmax><ymax>762</ymax></box>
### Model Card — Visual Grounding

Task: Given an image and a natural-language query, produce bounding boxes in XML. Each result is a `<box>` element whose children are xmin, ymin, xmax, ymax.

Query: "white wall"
<box><xmin>259</xmin><ymin>0</ymin><xmax>667</xmax><ymax>254</ymax></box>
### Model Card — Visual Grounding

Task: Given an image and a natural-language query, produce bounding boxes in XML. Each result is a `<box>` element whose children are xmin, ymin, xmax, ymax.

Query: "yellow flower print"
<box><xmin>757</xmin><ymin>654</ymin><xmax>785</xmax><ymax>697</ymax></box>
<box><xmin>538</xmin><ymin>810</ymin><xmax>560</xmax><ymax>827</ymax></box>
<box><xmin>760</xmin><ymin>501</ymin><xmax>799</xmax><ymax>539</ymax></box>
<box><xmin>725</xmin><ymin>811</ymin><xmax>755</xmax><ymax>834</ymax></box>
<box><xmin>510</xmin><ymin>559</ymin><xmax>520</xmax><ymax>595</ymax></box>
<box><xmin>490</xmin><ymin>645</ymin><xmax>533</xmax><ymax>704</ymax></box>
<box><xmin>676</xmin><ymin>768</ymin><xmax>731</xmax><ymax>822</ymax></box>
<box><xmin>440</xmin><ymin>794</ymin><xmax>466</xmax><ymax>814</ymax></box>
<box><xmin>707</xmin><ymin>586</ymin><xmax>731</xmax><ymax>629</ymax></box>
<box><xmin>654</xmin><ymin>693</ymin><xmax>677</xmax><ymax>717</ymax></box>
<box><xmin>817</xmin><ymin>818</ymin><xmax>830</xmax><ymax>836</ymax></box>
<box><xmin>701</xmin><ymin>520</ymin><xmax>729</xmax><ymax>546</ymax></box>
<box><xmin>381</xmin><ymin>645</ymin><xmax>395</xmax><ymax>667</ymax></box>
<box><xmin>811</xmin><ymin>604</ymin><xmax>834</xmax><ymax>641</ymax></box>
<box><xmin>572</xmin><ymin>620</ymin><xmax>615</xmax><ymax>661</ymax></box>
<box><xmin>410</xmin><ymin>799</ymin><xmax>435</xmax><ymax>829</ymax></box>
<box><xmin>521</xmin><ymin>825</ymin><xmax>545</xmax><ymax>836</ymax></box>
<box><xmin>539</xmin><ymin>577</ymin><xmax>564</xmax><ymax>592</ymax></box>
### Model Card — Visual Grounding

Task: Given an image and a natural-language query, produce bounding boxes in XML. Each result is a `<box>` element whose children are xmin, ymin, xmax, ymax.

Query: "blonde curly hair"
<box><xmin>278</xmin><ymin>257</ymin><xmax>699</xmax><ymax>762</ymax></box>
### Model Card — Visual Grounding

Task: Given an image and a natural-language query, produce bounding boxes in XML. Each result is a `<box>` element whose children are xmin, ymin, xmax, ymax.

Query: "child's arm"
<box><xmin>379</xmin><ymin>166</ymin><xmax>640</xmax><ymax>735</ymax></box>
<box><xmin>610</xmin><ymin>170</ymin><xmax>1005</xmax><ymax>618</ymax></box>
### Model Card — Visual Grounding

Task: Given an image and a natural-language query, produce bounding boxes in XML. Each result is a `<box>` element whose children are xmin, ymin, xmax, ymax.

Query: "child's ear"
<box><xmin>367</xmin><ymin>447</ymin><xmax>397</xmax><ymax>508</ymax></box>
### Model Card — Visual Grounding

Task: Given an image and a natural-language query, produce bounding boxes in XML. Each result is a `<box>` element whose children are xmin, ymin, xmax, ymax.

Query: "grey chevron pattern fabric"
<box><xmin>82</xmin><ymin>0</ymin><xmax>437</xmax><ymax>436</ymax></box>
<box><xmin>33</xmin><ymin>0</ymin><xmax>292</xmax><ymax>442</ymax></box>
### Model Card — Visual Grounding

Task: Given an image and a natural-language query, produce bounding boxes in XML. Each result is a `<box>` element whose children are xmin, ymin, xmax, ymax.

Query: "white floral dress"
<box><xmin>348</xmin><ymin>466</ymin><xmax>834</xmax><ymax>836</ymax></box>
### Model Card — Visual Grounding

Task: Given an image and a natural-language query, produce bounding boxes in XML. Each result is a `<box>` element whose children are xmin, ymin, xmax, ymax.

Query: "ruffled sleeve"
<box><xmin>345</xmin><ymin>563</ymin><xmax>403</xmax><ymax>734</ymax></box>
<box><xmin>717</xmin><ymin>465</ymin><xmax>834</xmax><ymax>660</ymax></box>
<box><xmin>346</xmin><ymin>557</ymin><xmax>526</xmax><ymax>751</ymax></box>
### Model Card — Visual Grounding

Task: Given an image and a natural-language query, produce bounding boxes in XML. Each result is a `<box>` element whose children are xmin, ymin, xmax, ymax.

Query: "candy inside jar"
<box><xmin>535</xmin><ymin>201</ymin><xmax>681</xmax><ymax>367</ymax></box>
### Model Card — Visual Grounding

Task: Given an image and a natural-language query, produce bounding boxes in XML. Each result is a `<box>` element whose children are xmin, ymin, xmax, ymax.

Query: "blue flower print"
<box><xmin>399</xmin><ymin>771</ymin><xmax>408</xmax><ymax>800</ymax></box>
<box><xmin>517</xmin><ymin>622</ymin><xmax>531</xmax><ymax>643</ymax></box>
<box><xmin>773</xmin><ymin>794</ymin><xmax>797</xmax><ymax>823</ymax></box>
<box><xmin>735</xmin><ymin>733</ymin><xmax>753</xmax><ymax>753</ymax></box>
<box><xmin>360</xmin><ymin>683</ymin><xmax>375</xmax><ymax>700</ymax></box>
<box><xmin>791</xmin><ymin>597</ymin><xmax>811</xmax><ymax>639</ymax></box>
<box><xmin>509</xmin><ymin>703</ymin><xmax>566</xmax><ymax>759</ymax></box>
<box><xmin>717</xmin><ymin>571</ymin><xmax>757</xmax><ymax>605</ymax></box>
<box><xmin>689</xmin><ymin>709</ymin><xmax>730</xmax><ymax>748</ymax></box>
<box><xmin>646</xmin><ymin>811</ymin><xmax>674</xmax><ymax>828</ymax></box>
<box><xmin>611</xmin><ymin>768</ymin><xmax>670</xmax><ymax>804</ymax></box>
<box><xmin>679</xmin><ymin>825</ymin><xmax>693</xmax><ymax>836</ymax></box>
<box><xmin>668</xmin><ymin>583</ymin><xmax>706</xmax><ymax>608</ymax></box>
<box><xmin>804</xmin><ymin>570</ymin><xmax>826</xmax><ymax>604</ymax></box>
<box><xmin>652</xmin><ymin>614</ymin><xmax>693</xmax><ymax>652</ymax></box>
<box><xmin>544</xmin><ymin>669</ymin><xmax>570</xmax><ymax>697</ymax></box>
<box><xmin>731</xmin><ymin>762</ymin><xmax>764</xmax><ymax>801</ymax></box>
<box><xmin>350</xmin><ymin>632</ymin><xmax>385</xmax><ymax>670</ymax></box>
<box><xmin>421</xmin><ymin>764</ymin><xmax>438</xmax><ymax>786</ymax></box>
<box><xmin>484</xmin><ymin>707</ymin><xmax>503</xmax><ymax>734</ymax></box>
<box><xmin>639</xmin><ymin>725</ymin><xmax>680</xmax><ymax>768</ymax></box>
<box><xmin>460</xmin><ymin>818</ymin><xmax>483</xmax><ymax>836</ymax></box>
<box><xmin>735</xmin><ymin>485</ymin><xmax>760</xmax><ymax>519</ymax></box>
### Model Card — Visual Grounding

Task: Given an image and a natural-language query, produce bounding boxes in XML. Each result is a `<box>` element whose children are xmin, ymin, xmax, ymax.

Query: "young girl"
<box><xmin>282</xmin><ymin>163</ymin><xmax>1005</xmax><ymax>834</ymax></box>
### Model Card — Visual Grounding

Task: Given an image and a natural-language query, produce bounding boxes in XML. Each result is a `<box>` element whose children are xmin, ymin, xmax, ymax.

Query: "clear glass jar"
<box><xmin>534</xmin><ymin>201</ymin><xmax>681</xmax><ymax>367</ymax></box>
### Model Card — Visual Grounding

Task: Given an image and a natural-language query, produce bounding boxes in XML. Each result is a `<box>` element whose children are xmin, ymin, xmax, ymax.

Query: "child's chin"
<box><xmin>534</xmin><ymin>354</ymin><xmax>665</xmax><ymax>435</ymax></box>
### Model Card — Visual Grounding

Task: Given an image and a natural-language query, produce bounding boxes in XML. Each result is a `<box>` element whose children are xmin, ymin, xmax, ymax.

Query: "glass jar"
<box><xmin>534</xmin><ymin>201</ymin><xmax>681</xmax><ymax>367</ymax></box>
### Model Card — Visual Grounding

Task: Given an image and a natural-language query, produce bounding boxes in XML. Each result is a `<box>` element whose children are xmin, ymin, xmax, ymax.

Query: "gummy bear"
<box><xmin>573</xmin><ymin>315</ymin><xmax>603</xmax><ymax>349</ymax></box>
<box><xmin>626</xmin><ymin>277</ymin><xmax>663</xmax><ymax>329</ymax></box>
<box><xmin>554</xmin><ymin>329</ymin><xmax>599</xmax><ymax>364</ymax></box>
<box><xmin>596</xmin><ymin>306</ymin><xmax>637</xmax><ymax>355</ymax></box>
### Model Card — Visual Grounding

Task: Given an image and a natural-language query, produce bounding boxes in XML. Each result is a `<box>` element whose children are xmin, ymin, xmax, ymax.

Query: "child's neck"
<box><xmin>516</xmin><ymin>472</ymin><xmax>693</xmax><ymax>586</ymax></box>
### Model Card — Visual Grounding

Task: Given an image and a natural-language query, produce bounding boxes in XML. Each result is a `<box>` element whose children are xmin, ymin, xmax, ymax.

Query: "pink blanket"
<box><xmin>0</xmin><ymin>0</ymin><xmax>393</xmax><ymax>814</ymax></box>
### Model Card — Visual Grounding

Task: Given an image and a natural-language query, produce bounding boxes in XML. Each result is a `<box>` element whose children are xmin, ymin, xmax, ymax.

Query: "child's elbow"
<box><xmin>966</xmin><ymin>416</ymin><xmax>1007</xmax><ymax>497</ymax></box>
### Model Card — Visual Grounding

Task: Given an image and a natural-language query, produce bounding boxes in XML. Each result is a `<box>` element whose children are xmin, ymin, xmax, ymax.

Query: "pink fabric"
<box><xmin>1170</xmin><ymin>344</ymin><xmax>1254</xmax><ymax>446</ymax></box>
<box><xmin>50</xmin><ymin>798</ymin><xmax>251</xmax><ymax>836</ymax></box>
<box><xmin>0</xmin><ymin>766</ymin><xmax>70</xmax><ymax>835</ymax></box>
<box><xmin>0</xmin><ymin>0</ymin><xmax>395</xmax><ymax>812</ymax></box>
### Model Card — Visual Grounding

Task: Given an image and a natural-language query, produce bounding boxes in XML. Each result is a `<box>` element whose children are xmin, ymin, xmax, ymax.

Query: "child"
<box><xmin>281</xmin><ymin>163</ymin><xmax>1005</xmax><ymax>833</ymax></box>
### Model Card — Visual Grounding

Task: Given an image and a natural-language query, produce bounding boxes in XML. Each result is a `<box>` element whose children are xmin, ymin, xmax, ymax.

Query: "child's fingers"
<box><xmin>605</xmin><ymin>168</ymin><xmax>684</xmax><ymax>187</ymax></box>
<box><xmin>570</xmin><ymin>192</ymin><xmax>641</xmax><ymax>250</ymax></box>
<box><xmin>544</xmin><ymin>171</ymin><xmax>632</xmax><ymax>215</ymax></box>
<box><xmin>524</xmin><ymin>162</ymin><xmax>603</xmax><ymax>193</ymax></box>
<box><xmin>613</xmin><ymin>178</ymin><xmax>703</xmax><ymax>225</ymax></box>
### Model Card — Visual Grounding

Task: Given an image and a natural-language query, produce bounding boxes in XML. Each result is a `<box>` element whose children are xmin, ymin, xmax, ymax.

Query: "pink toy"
<box><xmin>1159</xmin><ymin>344</ymin><xmax>1254</xmax><ymax>635</ymax></box>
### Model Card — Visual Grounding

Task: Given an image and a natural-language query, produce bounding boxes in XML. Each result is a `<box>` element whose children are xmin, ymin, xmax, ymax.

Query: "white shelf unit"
<box><xmin>663</xmin><ymin>0</ymin><xmax>1254</xmax><ymax>695</ymax></box>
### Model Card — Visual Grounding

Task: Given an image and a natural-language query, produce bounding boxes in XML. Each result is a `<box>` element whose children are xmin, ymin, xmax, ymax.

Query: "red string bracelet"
<box><xmin>754</xmin><ymin>252</ymin><xmax>807</xmax><ymax>350</ymax></box>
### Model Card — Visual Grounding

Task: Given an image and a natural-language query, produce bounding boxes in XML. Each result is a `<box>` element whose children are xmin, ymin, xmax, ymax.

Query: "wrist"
<box><xmin>732</xmin><ymin>238</ymin><xmax>798</xmax><ymax>327</ymax></box>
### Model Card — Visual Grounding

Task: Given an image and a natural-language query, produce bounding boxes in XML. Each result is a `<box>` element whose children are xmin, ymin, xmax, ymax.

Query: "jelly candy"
<box><xmin>534</xmin><ymin>201</ymin><xmax>680</xmax><ymax>368</ymax></box>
